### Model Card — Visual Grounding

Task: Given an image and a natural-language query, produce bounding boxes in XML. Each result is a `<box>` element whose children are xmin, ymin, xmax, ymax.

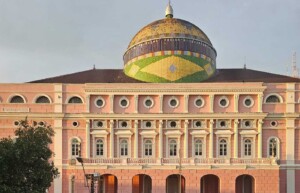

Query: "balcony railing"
<box><xmin>73</xmin><ymin>157</ymin><xmax>278</xmax><ymax>166</ymax></box>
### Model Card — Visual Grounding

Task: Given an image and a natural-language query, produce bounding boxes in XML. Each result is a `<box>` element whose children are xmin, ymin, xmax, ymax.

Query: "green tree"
<box><xmin>0</xmin><ymin>120</ymin><xmax>59</xmax><ymax>193</ymax></box>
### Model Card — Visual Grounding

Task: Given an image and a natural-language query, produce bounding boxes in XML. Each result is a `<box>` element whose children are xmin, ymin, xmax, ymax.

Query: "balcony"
<box><xmin>74</xmin><ymin>157</ymin><xmax>278</xmax><ymax>167</ymax></box>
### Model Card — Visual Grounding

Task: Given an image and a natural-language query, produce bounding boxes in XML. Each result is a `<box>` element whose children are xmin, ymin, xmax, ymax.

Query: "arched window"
<box><xmin>35</xmin><ymin>96</ymin><xmax>50</xmax><ymax>103</ymax></box>
<box><xmin>265</xmin><ymin>95</ymin><xmax>281</xmax><ymax>103</ymax></box>
<box><xmin>169</xmin><ymin>139</ymin><xmax>177</xmax><ymax>157</ymax></box>
<box><xmin>244</xmin><ymin>139</ymin><xmax>252</xmax><ymax>157</ymax></box>
<box><xmin>10</xmin><ymin>95</ymin><xmax>25</xmax><ymax>103</ymax></box>
<box><xmin>194</xmin><ymin>139</ymin><xmax>203</xmax><ymax>156</ymax></box>
<box><xmin>268</xmin><ymin>137</ymin><xmax>280</xmax><ymax>158</ymax></box>
<box><xmin>120</xmin><ymin>140</ymin><xmax>128</xmax><ymax>157</ymax></box>
<box><xmin>71</xmin><ymin>138</ymin><xmax>81</xmax><ymax>157</ymax></box>
<box><xmin>144</xmin><ymin>140</ymin><xmax>153</xmax><ymax>157</ymax></box>
<box><xmin>96</xmin><ymin>139</ymin><xmax>104</xmax><ymax>156</ymax></box>
<box><xmin>68</xmin><ymin>96</ymin><xmax>83</xmax><ymax>104</ymax></box>
<box><xmin>219</xmin><ymin>139</ymin><xmax>227</xmax><ymax>157</ymax></box>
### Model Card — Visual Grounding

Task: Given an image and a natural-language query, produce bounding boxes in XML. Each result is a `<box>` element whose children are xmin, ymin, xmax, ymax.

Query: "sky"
<box><xmin>0</xmin><ymin>0</ymin><xmax>299</xmax><ymax>83</ymax></box>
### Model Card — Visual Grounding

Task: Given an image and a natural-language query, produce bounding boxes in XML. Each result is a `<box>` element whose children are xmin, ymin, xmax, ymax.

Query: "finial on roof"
<box><xmin>165</xmin><ymin>0</ymin><xmax>173</xmax><ymax>18</ymax></box>
<box><xmin>93</xmin><ymin>64</ymin><xmax>96</xmax><ymax>70</ymax></box>
<box><xmin>244</xmin><ymin>56</ymin><xmax>247</xmax><ymax>69</ymax></box>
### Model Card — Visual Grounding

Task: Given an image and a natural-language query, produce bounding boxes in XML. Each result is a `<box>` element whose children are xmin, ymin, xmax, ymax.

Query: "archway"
<box><xmin>235</xmin><ymin>175</ymin><xmax>255</xmax><ymax>193</ymax></box>
<box><xmin>99</xmin><ymin>174</ymin><xmax>118</xmax><ymax>193</ymax></box>
<box><xmin>166</xmin><ymin>174</ymin><xmax>185</xmax><ymax>193</ymax></box>
<box><xmin>132</xmin><ymin>174</ymin><xmax>152</xmax><ymax>193</ymax></box>
<box><xmin>200</xmin><ymin>174</ymin><xmax>220</xmax><ymax>193</ymax></box>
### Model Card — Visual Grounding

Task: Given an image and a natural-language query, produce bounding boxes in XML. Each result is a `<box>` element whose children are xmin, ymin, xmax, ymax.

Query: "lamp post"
<box><xmin>76</xmin><ymin>157</ymin><xmax>101</xmax><ymax>193</ymax></box>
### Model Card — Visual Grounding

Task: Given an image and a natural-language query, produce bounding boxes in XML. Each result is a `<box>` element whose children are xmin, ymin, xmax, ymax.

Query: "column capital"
<box><xmin>134</xmin><ymin>120</ymin><xmax>139</xmax><ymax>127</ymax></box>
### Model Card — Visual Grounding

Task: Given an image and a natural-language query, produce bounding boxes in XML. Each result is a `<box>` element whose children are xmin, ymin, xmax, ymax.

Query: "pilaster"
<box><xmin>209</xmin><ymin>94</ymin><xmax>214</xmax><ymax>113</ymax></box>
<box><xmin>258</xmin><ymin>93</ymin><xmax>263</xmax><ymax>113</ymax></box>
<box><xmin>134</xmin><ymin>120</ymin><xmax>139</xmax><ymax>158</ymax></box>
<box><xmin>184</xmin><ymin>95</ymin><xmax>189</xmax><ymax>113</ymax></box>
<box><xmin>257</xmin><ymin>119</ymin><xmax>263</xmax><ymax>158</ymax></box>
<box><xmin>85</xmin><ymin>120</ymin><xmax>90</xmax><ymax>158</ymax></box>
<box><xmin>134</xmin><ymin>95</ymin><xmax>139</xmax><ymax>113</ymax></box>
<box><xmin>234</xmin><ymin>94</ymin><xmax>239</xmax><ymax>112</ymax></box>
<box><xmin>184</xmin><ymin>120</ymin><xmax>189</xmax><ymax>158</ymax></box>
<box><xmin>53</xmin><ymin>119</ymin><xmax>63</xmax><ymax>193</ymax></box>
<box><xmin>233</xmin><ymin>119</ymin><xmax>239</xmax><ymax>158</ymax></box>
<box><xmin>159</xmin><ymin>95</ymin><xmax>163</xmax><ymax>113</ymax></box>
<box><xmin>109</xmin><ymin>120</ymin><xmax>114</xmax><ymax>158</ymax></box>
<box><xmin>159</xmin><ymin>120</ymin><xmax>163</xmax><ymax>158</ymax></box>
<box><xmin>286</xmin><ymin>119</ymin><xmax>295</xmax><ymax>164</ymax></box>
<box><xmin>54</xmin><ymin>84</ymin><xmax>62</xmax><ymax>113</ymax></box>
<box><xmin>86</xmin><ymin>95</ymin><xmax>90</xmax><ymax>113</ymax></box>
<box><xmin>209</xmin><ymin>120</ymin><xmax>214</xmax><ymax>158</ymax></box>
<box><xmin>110</xmin><ymin>95</ymin><xmax>114</xmax><ymax>113</ymax></box>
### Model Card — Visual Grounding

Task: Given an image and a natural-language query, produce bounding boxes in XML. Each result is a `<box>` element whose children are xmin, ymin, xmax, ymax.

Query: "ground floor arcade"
<box><xmin>58</xmin><ymin>168</ymin><xmax>280</xmax><ymax>193</ymax></box>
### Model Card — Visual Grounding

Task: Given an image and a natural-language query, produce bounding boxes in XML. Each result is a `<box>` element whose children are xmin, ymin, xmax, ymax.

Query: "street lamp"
<box><xmin>76</xmin><ymin>157</ymin><xmax>101</xmax><ymax>193</ymax></box>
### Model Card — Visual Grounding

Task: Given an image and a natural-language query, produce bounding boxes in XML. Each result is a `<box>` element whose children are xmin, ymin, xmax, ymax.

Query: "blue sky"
<box><xmin>0</xmin><ymin>0</ymin><xmax>299</xmax><ymax>82</ymax></box>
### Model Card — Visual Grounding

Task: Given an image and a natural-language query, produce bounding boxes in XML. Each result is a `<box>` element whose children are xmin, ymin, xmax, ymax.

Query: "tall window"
<box><xmin>219</xmin><ymin>139</ymin><xmax>227</xmax><ymax>157</ymax></box>
<box><xmin>244</xmin><ymin>139</ymin><xmax>252</xmax><ymax>157</ymax></box>
<box><xmin>120</xmin><ymin>139</ymin><xmax>128</xmax><ymax>157</ymax></box>
<box><xmin>194</xmin><ymin>139</ymin><xmax>203</xmax><ymax>156</ymax></box>
<box><xmin>268</xmin><ymin>138</ymin><xmax>278</xmax><ymax>158</ymax></box>
<box><xmin>144</xmin><ymin>140</ymin><xmax>153</xmax><ymax>157</ymax></box>
<box><xmin>169</xmin><ymin>139</ymin><xmax>177</xmax><ymax>157</ymax></box>
<box><xmin>96</xmin><ymin>139</ymin><xmax>104</xmax><ymax>156</ymax></box>
<box><xmin>71</xmin><ymin>138</ymin><xmax>81</xmax><ymax>157</ymax></box>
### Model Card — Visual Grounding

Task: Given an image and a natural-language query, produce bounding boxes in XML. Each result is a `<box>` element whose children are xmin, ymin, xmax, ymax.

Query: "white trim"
<box><xmin>216</xmin><ymin>119</ymin><xmax>231</xmax><ymax>129</ymax></box>
<box><xmin>241</xmin><ymin>138</ymin><xmax>254</xmax><ymax>158</ymax></box>
<box><xmin>168</xmin><ymin>96</ymin><xmax>179</xmax><ymax>108</ymax></box>
<box><xmin>270</xmin><ymin>120</ymin><xmax>278</xmax><ymax>127</ymax></box>
<box><xmin>167</xmin><ymin>120</ymin><xmax>180</xmax><ymax>129</ymax></box>
<box><xmin>118</xmin><ymin>120</ymin><xmax>131</xmax><ymax>129</ymax></box>
<box><xmin>193</xmin><ymin>120</ymin><xmax>206</xmax><ymax>129</ymax></box>
<box><xmin>215</xmin><ymin>130</ymin><xmax>233</xmax><ymax>158</ymax></box>
<box><xmin>94</xmin><ymin>96</ymin><xmax>105</xmax><ymax>108</ymax></box>
<box><xmin>267</xmin><ymin>136</ymin><xmax>280</xmax><ymax>159</ymax></box>
<box><xmin>218</xmin><ymin>96</ymin><xmax>229</xmax><ymax>108</ymax></box>
<box><xmin>66</xmin><ymin>95</ymin><xmax>84</xmax><ymax>104</ymax></box>
<box><xmin>194</xmin><ymin>96</ymin><xmax>205</xmax><ymax>108</ymax></box>
<box><xmin>142</xmin><ymin>139</ymin><xmax>155</xmax><ymax>158</ymax></box>
<box><xmin>264</xmin><ymin>93</ymin><xmax>283</xmax><ymax>103</ymax></box>
<box><xmin>119</xmin><ymin>96</ymin><xmax>129</xmax><ymax>108</ymax></box>
<box><xmin>115</xmin><ymin>130</ymin><xmax>133</xmax><ymax>158</ymax></box>
<box><xmin>143</xmin><ymin>96</ymin><xmax>154</xmax><ymax>109</ymax></box>
<box><xmin>241</xmin><ymin>119</ymin><xmax>254</xmax><ymax>129</ymax></box>
<box><xmin>243</xmin><ymin>96</ymin><xmax>254</xmax><ymax>108</ymax></box>
<box><xmin>93</xmin><ymin>120</ymin><xmax>106</xmax><ymax>129</ymax></box>
<box><xmin>7</xmin><ymin>94</ymin><xmax>27</xmax><ymax>103</ymax></box>
<box><xmin>33</xmin><ymin>94</ymin><xmax>52</xmax><ymax>103</ymax></box>
<box><xmin>190</xmin><ymin>130</ymin><xmax>208</xmax><ymax>158</ymax></box>
<box><xmin>142</xmin><ymin>120</ymin><xmax>155</xmax><ymax>129</ymax></box>
<box><xmin>72</xmin><ymin>121</ymin><xmax>79</xmax><ymax>127</ymax></box>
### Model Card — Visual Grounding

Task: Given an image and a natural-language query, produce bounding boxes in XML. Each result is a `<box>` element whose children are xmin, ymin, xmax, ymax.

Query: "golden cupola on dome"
<box><xmin>123</xmin><ymin>2</ymin><xmax>217</xmax><ymax>83</ymax></box>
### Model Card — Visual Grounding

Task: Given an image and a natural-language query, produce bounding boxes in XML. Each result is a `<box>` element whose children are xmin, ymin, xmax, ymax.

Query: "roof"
<box><xmin>29</xmin><ymin>68</ymin><xmax>300</xmax><ymax>84</ymax></box>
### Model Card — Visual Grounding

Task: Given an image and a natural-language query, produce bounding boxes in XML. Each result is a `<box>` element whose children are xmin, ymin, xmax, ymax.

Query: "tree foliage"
<box><xmin>0</xmin><ymin>120</ymin><xmax>59</xmax><ymax>193</ymax></box>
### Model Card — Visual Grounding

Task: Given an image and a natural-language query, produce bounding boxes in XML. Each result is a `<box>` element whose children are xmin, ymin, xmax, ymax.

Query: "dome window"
<box><xmin>10</xmin><ymin>95</ymin><xmax>25</xmax><ymax>103</ymax></box>
<box><xmin>68</xmin><ymin>96</ymin><xmax>83</xmax><ymax>104</ymax></box>
<box><xmin>36</xmin><ymin>96</ymin><xmax>50</xmax><ymax>104</ymax></box>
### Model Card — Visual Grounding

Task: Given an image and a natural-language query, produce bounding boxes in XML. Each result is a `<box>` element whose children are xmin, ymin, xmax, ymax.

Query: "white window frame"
<box><xmin>168</xmin><ymin>96</ymin><xmax>179</xmax><ymax>108</ymax></box>
<box><xmin>95</xmin><ymin>138</ymin><xmax>104</xmax><ymax>157</ymax></box>
<box><xmin>140</xmin><ymin>130</ymin><xmax>157</xmax><ymax>158</ymax></box>
<box><xmin>93</xmin><ymin>120</ymin><xmax>106</xmax><ymax>129</ymax></box>
<box><xmin>119</xmin><ymin>96</ymin><xmax>129</xmax><ymax>108</ymax></box>
<box><xmin>164</xmin><ymin>130</ymin><xmax>182</xmax><ymax>158</ymax></box>
<box><xmin>143</xmin><ymin>139</ymin><xmax>154</xmax><ymax>157</ymax></box>
<box><xmin>119</xmin><ymin>139</ymin><xmax>129</xmax><ymax>157</ymax></box>
<box><xmin>243</xmin><ymin>138</ymin><xmax>253</xmax><ymax>158</ymax></box>
<box><xmin>218</xmin><ymin>96</ymin><xmax>229</xmax><ymax>108</ymax></box>
<box><xmin>239</xmin><ymin>130</ymin><xmax>258</xmax><ymax>158</ymax></box>
<box><xmin>94</xmin><ymin>96</ymin><xmax>105</xmax><ymax>108</ymax></box>
<box><xmin>91</xmin><ymin>130</ymin><xmax>109</xmax><ymax>158</ymax></box>
<box><xmin>243</xmin><ymin>96</ymin><xmax>254</xmax><ymax>108</ymax></box>
<box><xmin>70</xmin><ymin>137</ymin><xmax>81</xmax><ymax>158</ymax></box>
<box><xmin>168</xmin><ymin>139</ymin><xmax>178</xmax><ymax>157</ymax></box>
<box><xmin>215</xmin><ymin>130</ymin><xmax>233</xmax><ymax>158</ymax></box>
<box><xmin>264</xmin><ymin>93</ymin><xmax>283</xmax><ymax>103</ymax></box>
<box><xmin>267</xmin><ymin>137</ymin><xmax>280</xmax><ymax>159</ymax></box>
<box><xmin>115</xmin><ymin>130</ymin><xmax>133</xmax><ymax>158</ymax></box>
<box><xmin>194</xmin><ymin>96</ymin><xmax>205</xmax><ymax>108</ymax></box>
<box><xmin>190</xmin><ymin>130</ymin><xmax>208</xmax><ymax>158</ymax></box>
<box><xmin>143</xmin><ymin>96</ymin><xmax>154</xmax><ymax>109</ymax></box>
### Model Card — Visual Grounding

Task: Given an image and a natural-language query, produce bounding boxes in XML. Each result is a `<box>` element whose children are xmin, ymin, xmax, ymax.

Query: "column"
<box><xmin>159</xmin><ymin>120</ymin><xmax>163</xmax><ymax>158</ymax></box>
<box><xmin>159</xmin><ymin>95</ymin><xmax>163</xmax><ymax>113</ymax></box>
<box><xmin>257</xmin><ymin>119</ymin><xmax>263</xmax><ymax>158</ymax></box>
<box><xmin>184</xmin><ymin>95</ymin><xmax>189</xmax><ymax>113</ymax></box>
<box><xmin>257</xmin><ymin>94</ymin><xmax>263</xmax><ymax>112</ymax></box>
<box><xmin>85</xmin><ymin>120</ymin><xmax>90</xmax><ymax>158</ymax></box>
<box><xmin>109</xmin><ymin>120</ymin><xmax>114</xmax><ymax>158</ymax></box>
<box><xmin>209</xmin><ymin>120</ymin><xmax>214</xmax><ymax>158</ymax></box>
<box><xmin>110</xmin><ymin>95</ymin><xmax>114</xmax><ymax>113</ymax></box>
<box><xmin>134</xmin><ymin>95</ymin><xmax>139</xmax><ymax>113</ymax></box>
<box><xmin>53</xmin><ymin>119</ymin><xmax>63</xmax><ymax>193</ymax></box>
<box><xmin>209</xmin><ymin>94</ymin><xmax>214</xmax><ymax>113</ymax></box>
<box><xmin>184</xmin><ymin>120</ymin><xmax>189</xmax><ymax>158</ymax></box>
<box><xmin>234</xmin><ymin>94</ymin><xmax>239</xmax><ymax>112</ymax></box>
<box><xmin>54</xmin><ymin>84</ymin><xmax>62</xmax><ymax>113</ymax></box>
<box><xmin>286</xmin><ymin>119</ymin><xmax>296</xmax><ymax>193</ymax></box>
<box><xmin>86</xmin><ymin>95</ymin><xmax>90</xmax><ymax>113</ymax></box>
<box><xmin>134</xmin><ymin>120</ymin><xmax>139</xmax><ymax>158</ymax></box>
<box><xmin>233</xmin><ymin>119</ymin><xmax>239</xmax><ymax>158</ymax></box>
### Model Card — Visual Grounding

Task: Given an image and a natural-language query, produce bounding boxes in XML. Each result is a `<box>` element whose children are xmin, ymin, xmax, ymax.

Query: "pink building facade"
<box><xmin>1</xmin><ymin>4</ymin><xmax>300</xmax><ymax>193</ymax></box>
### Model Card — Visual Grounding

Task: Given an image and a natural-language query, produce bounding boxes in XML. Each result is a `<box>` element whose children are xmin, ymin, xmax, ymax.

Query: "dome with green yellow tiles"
<box><xmin>123</xmin><ymin>4</ymin><xmax>217</xmax><ymax>83</ymax></box>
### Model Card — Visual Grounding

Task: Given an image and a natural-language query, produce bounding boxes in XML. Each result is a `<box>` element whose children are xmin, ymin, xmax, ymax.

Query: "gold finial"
<box><xmin>165</xmin><ymin>0</ymin><xmax>173</xmax><ymax>18</ymax></box>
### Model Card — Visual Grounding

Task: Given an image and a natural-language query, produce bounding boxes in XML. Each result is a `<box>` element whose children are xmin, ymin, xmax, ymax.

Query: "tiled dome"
<box><xmin>123</xmin><ymin>4</ymin><xmax>217</xmax><ymax>83</ymax></box>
